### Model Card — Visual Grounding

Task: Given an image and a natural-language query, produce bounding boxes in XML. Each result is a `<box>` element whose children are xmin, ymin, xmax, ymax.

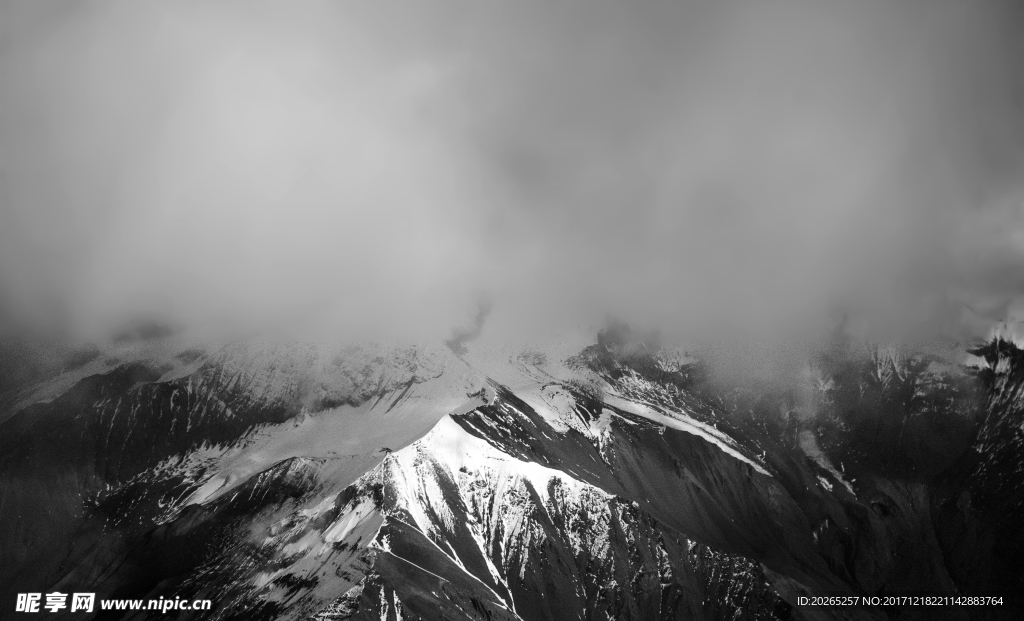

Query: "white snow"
<box><xmin>176</xmin><ymin>345</ymin><xmax>477</xmax><ymax>506</ymax></box>
<box><xmin>603</xmin><ymin>393</ymin><xmax>771</xmax><ymax>475</ymax></box>
<box><xmin>799</xmin><ymin>431</ymin><xmax>855</xmax><ymax>495</ymax></box>
<box><xmin>324</xmin><ymin>498</ymin><xmax>377</xmax><ymax>543</ymax></box>
<box><xmin>422</xmin><ymin>415</ymin><xmax>594</xmax><ymax>504</ymax></box>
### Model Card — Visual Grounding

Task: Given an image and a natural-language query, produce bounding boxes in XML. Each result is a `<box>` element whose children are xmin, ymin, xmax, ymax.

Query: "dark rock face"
<box><xmin>0</xmin><ymin>338</ymin><xmax>1021</xmax><ymax>620</ymax></box>
<box><xmin>0</xmin><ymin>355</ymin><xmax>305</xmax><ymax>602</ymax></box>
<box><xmin>930</xmin><ymin>340</ymin><xmax>1024</xmax><ymax>606</ymax></box>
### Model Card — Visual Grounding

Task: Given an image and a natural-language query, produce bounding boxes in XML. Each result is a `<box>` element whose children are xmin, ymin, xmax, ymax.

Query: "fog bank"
<box><xmin>2</xmin><ymin>0</ymin><xmax>1023</xmax><ymax>342</ymax></box>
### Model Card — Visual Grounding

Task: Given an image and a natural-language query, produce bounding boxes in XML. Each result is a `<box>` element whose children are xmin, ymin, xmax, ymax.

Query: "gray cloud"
<box><xmin>1</xmin><ymin>0</ymin><xmax>1023</xmax><ymax>342</ymax></box>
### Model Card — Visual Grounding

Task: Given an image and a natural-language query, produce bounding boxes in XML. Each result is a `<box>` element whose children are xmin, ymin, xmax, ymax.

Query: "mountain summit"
<box><xmin>0</xmin><ymin>334</ymin><xmax>1021</xmax><ymax>620</ymax></box>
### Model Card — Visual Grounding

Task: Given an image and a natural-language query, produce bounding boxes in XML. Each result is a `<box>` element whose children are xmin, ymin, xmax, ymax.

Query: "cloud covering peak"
<box><xmin>2</xmin><ymin>0</ymin><xmax>1023</xmax><ymax>342</ymax></box>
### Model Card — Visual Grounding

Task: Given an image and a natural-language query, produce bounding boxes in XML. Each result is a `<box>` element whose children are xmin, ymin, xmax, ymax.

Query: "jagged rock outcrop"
<box><xmin>0</xmin><ymin>336</ymin><xmax>1021</xmax><ymax>620</ymax></box>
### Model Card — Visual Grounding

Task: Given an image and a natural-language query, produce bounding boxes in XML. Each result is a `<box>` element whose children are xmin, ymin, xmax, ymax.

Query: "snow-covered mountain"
<box><xmin>1</xmin><ymin>330</ymin><xmax>1022</xmax><ymax>620</ymax></box>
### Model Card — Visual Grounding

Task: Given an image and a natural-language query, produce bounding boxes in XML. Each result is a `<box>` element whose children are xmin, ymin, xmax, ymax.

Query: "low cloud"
<box><xmin>1</xmin><ymin>0</ymin><xmax>1023</xmax><ymax>342</ymax></box>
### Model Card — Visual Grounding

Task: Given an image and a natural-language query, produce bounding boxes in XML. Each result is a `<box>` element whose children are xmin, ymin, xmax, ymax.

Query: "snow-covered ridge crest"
<box><xmin>402</xmin><ymin>415</ymin><xmax>597</xmax><ymax>504</ymax></box>
<box><xmin>365</xmin><ymin>412</ymin><xmax>621</xmax><ymax>613</ymax></box>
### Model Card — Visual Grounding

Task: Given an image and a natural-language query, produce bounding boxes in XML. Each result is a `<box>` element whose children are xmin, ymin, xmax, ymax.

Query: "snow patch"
<box><xmin>421</xmin><ymin>415</ymin><xmax>595</xmax><ymax>504</ymax></box>
<box><xmin>604</xmin><ymin>394</ymin><xmax>771</xmax><ymax>475</ymax></box>
<box><xmin>324</xmin><ymin>498</ymin><xmax>377</xmax><ymax>543</ymax></box>
<box><xmin>800</xmin><ymin>431</ymin><xmax>855</xmax><ymax>495</ymax></box>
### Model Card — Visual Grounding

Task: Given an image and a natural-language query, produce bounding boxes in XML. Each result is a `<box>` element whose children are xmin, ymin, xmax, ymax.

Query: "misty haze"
<box><xmin>1</xmin><ymin>1</ymin><xmax>1024</xmax><ymax>620</ymax></box>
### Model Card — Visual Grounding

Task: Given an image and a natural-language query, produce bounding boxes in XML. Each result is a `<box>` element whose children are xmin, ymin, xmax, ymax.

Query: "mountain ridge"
<box><xmin>0</xmin><ymin>335</ymin><xmax>1021</xmax><ymax>619</ymax></box>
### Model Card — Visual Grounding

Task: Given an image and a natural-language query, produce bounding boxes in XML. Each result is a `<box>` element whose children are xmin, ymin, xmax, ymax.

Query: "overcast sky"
<box><xmin>1</xmin><ymin>0</ymin><xmax>1023</xmax><ymax>342</ymax></box>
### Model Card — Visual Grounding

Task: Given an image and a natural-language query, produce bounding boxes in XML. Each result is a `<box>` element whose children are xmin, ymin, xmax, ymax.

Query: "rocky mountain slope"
<box><xmin>0</xmin><ymin>331</ymin><xmax>1022</xmax><ymax>620</ymax></box>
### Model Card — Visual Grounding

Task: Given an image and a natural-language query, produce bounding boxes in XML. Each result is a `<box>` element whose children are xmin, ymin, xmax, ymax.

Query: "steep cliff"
<box><xmin>0</xmin><ymin>335</ymin><xmax>1021</xmax><ymax>620</ymax></box>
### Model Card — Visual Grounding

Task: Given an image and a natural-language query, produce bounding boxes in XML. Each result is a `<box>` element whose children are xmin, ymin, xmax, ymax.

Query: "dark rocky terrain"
<box><xmin>1</xmin><ymin>331</ymin><xmax>1022</xmax><ymax>620</ymax></box>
